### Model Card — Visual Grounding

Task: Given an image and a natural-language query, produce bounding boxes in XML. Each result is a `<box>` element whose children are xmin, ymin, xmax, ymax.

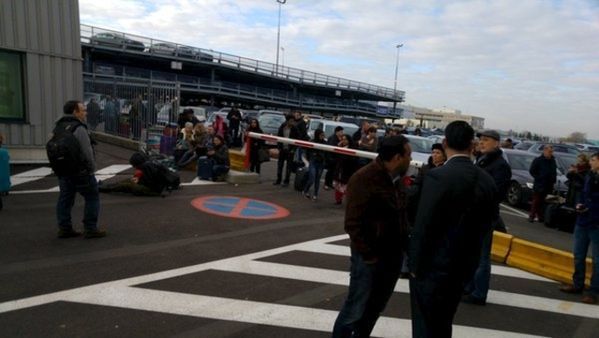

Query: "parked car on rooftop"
<box><xmin>90</xmin><ymin>33</ymin><xmax>145</xmax><ymax>51</ymax></box>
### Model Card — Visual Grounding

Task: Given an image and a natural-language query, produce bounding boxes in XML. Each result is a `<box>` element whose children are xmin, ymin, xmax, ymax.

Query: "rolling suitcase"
<box><xmin>294</xmin><ymin>167</ymin><xmax>309</xmax><ymax>192</ymax></box>
<box><xmin>197</xmin><ymin>157</ymin><xmax>213</xmax><ymax>180</ymax></box>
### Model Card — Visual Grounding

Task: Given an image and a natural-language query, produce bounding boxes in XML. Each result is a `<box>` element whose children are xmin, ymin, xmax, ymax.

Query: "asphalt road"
<box><xmin>0</xmin><ymin>142</ymin><xmax>596</xmax><ymax>337</ymax></box>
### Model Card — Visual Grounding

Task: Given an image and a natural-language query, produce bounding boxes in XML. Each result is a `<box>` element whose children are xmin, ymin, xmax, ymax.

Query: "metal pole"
<box><xmin>275</xmin><ymin>0</ymin><xmax>286</xmax><ymax>73</ymax></box>
<box><xmin>392</xmin><ymin>43</ymin><xmax>403</xmax><ymax>117</ymax></box>
<box><xmin>281</xmin><ymin>47</ymin><xmax>285</xmax><ymax>67</ymax></box>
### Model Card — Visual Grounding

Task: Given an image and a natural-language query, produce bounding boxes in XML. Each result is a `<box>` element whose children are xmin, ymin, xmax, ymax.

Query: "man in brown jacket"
<box><xmin>332</xmin><ymin>135</ymin><xmax>412</xmax><ymax>338</ymax></box>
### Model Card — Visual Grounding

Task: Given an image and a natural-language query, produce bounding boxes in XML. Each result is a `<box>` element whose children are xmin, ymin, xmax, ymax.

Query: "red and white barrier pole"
<box><xmin>247</xmin><ymin>132</ymin><xmax>423</xmax><ymax>168</ymax></box>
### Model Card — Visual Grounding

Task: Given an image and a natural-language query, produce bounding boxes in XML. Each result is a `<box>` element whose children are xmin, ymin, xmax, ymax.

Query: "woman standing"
<box><xmin>303</xmin><ymin>129</ymin><xmax>327</xmax><ymax>201</ymax></box>
<box><xmin>245</xmin><ymin>118</ymin><xmax>265</xmax><ymax>174</ymax></box>
<box><xmin>333</xmin><ymin>134</ymin><xmax>357</xmax><ymax>205</ymax></box>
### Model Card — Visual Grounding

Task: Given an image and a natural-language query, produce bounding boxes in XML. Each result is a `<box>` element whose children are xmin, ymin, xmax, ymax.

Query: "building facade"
<box><xmin>0</xmin><ymin>0</ymin><xmax>83</xmax><ymax>162</ymax></box>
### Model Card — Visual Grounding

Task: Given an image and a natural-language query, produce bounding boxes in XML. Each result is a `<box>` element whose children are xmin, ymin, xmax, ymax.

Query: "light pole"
<box><xmin>275</xmin><ymin>0</ymin><xmax>287</xmax><ymax>73</ymax></box>
<box><xmin>281</xmin><ymin>46</ymin><xmax>285</xmax><ymax>67</ymax></box>
<box><xmin>392</xmin><ymin>43</ymin><xmax>403</xmax><ymax>117</ymax></box>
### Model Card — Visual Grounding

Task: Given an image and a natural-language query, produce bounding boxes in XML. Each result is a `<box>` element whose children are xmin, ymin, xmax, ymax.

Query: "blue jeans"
<box><xmin>465</xmin><ymin>223</ymin><xmax>494</xmax><ymax>301</ymax></box>
<box><xmin>304</xmin><ymin>161</ymin><xmax>324</xmax><ymax>197</ymax></box>
<box><xmin>57</xmin><ymin>175</ymin><xmax>100</xmax><ymax>232</ymax></box>
<box><xmin>572</xmin><ymin>225</ymin><xmax>599</xmax><ymax>295</ymax></box>
<box><xmin>332</xmin><ymin>248</ymin><xmax>401</xmax><ymax>338</ymax></box>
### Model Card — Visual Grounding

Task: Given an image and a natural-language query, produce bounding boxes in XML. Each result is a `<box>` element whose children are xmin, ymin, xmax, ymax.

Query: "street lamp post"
<box><xmin>281</xmin><ymin>47</ymin><xmax>285</xmax><ymax>67</ymax></box>
<box><xmin>392</xmin><ymin>43</ymin><xmax>403</xmax><ymax>117</ymax></box>
<box><xmin>275</xmin><ymin>0</ymin><xmax>287</xmax><ymax>73</ymax></box>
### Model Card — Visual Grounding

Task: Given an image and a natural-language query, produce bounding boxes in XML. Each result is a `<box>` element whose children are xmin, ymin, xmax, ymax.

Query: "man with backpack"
<box><xmin>47</xmin><ymin>100</ymin><xmax>106</xmax><ymax>239</ymax></box>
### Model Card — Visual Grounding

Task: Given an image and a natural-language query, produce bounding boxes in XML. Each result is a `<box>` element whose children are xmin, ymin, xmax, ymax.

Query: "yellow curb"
<box><xmin>506</xmin><ymin>238</ymin><xmax>592</xmax><ymax>286</ymax></box>
<box><xmin>491</xmin><ymin>231</ymin><xmax>513</xmax><ymax>263</ymax></box>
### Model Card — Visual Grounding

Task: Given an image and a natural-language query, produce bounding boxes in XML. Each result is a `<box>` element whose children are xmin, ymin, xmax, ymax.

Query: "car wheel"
<box><xmin>506</xmin><ymin>181</ymin><xmax>521</xmax><ymax>206</ymax></box>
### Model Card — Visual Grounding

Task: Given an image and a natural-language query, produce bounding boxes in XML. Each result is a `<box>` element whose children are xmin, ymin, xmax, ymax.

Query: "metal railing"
<box><xmin>83</xmin><ymin>72</ymin><xmax>380</xmax><ymax>114</ymax></box>
<box><xmin>80</xmin><ymin>24</ymin><xmax>405</xmax><ymax>102</ymax></box>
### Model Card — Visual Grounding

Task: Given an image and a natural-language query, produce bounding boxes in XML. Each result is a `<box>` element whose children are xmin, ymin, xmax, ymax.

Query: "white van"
<box><xmin>307</xmin><ymin>120</ymin><xmax>359</xmax><ymax>141</ymax></box>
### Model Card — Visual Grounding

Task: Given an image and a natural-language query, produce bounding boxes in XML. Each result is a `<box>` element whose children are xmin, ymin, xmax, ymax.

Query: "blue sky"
<box><xmin>79</xmin><ymin>0</ymin><xmax>599</xmax><ymax>139</ymax></box>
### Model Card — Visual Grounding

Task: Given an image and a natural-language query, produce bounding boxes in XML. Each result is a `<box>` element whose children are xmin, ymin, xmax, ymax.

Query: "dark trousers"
<box><xmin>249</xmin><ymin>149</ymin><xmax>261</xmax><ymax>174</ymax></box>
<box><xmin>332</xmin><ymin>248</ymin><xmax>401</xmax><ymax>338</ymax></box>
<box><xmin>530</xmin><ymin>191</ymin><xmax>548</xmax><ymax>220</ymax></box>
<box><xmin>410</xmin><ymin>271</ymin><xmax>463</xmax><ymax>338</ymax></box>
<box><xmin>276</xmin><ymin>148</ymin><xmax>292</xmax><ymax>184</ymax></box>
<box><xmin>57</xmin><ymin>175</ymin><xmax>100</xmax><ymax>232</ymax></box>
<box><xmin>325</xmin><ymin>162</ymin><xmax>335</xmax><ymax>188</ymax></box>
<box><xmin>465</xmin><ymin>223</ymin><xmax>494</xmax><ymax>301</ymax></box>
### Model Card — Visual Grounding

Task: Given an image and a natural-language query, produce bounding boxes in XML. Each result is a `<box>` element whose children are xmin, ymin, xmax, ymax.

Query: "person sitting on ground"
<box><xmin>560</xmin><ymin>152</ymin><xmax>599</xmax><ymax>305</ymax></box>
<box><xmin>99</xmin><ymin>153</ymin><xmax>164</xmax><ymax>196</ymax></box>
<box><xmin>174</xmin><ymin>122</ymin><xmax>194</xmax><ymax>163</ymax></box>
<box><xmin>177</xmin><ymin>123</ymin><xmax>209</xmax><ymax>169</ymax></box>
<box><xmin>208</xmin><ymin>135</ymin><xmax>230</xmax><ymax>181</ymax></box>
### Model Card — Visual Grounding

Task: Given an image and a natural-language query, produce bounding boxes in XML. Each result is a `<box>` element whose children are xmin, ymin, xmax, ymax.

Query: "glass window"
<box><xmin>0</xmin><ymin>49</ymin><xmax>25</xmax><ymax>121</ymax></box>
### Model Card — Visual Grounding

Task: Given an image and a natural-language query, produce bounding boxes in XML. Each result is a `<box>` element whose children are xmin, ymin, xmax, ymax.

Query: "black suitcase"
<box><xmin>294</xmin><ymin>167</ymin><xmax>309</xmax><ymax>192</ymax></box>
<box><xmin>544</xmin><ymin>204</ymin><xmax>577</xmax><ymax>233</ymax></box>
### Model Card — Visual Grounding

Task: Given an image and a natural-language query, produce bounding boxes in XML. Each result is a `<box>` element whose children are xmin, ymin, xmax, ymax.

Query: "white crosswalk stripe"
<box><xmin>8</xmin><ymin>164</ymin><xmax>223</xmax><ymax>193</ymax></box>
<box><xmin>1</xmin><ymin>235</ymin><xmax>595</xmax><ymax>337</ymax></box>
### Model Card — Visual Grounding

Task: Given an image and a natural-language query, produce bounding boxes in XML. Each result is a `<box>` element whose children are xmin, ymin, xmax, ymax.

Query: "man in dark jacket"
<box><xmin>529</xmin><ymin>145</ymin><xmax>557</xmax><ymax>222</ymax></box>
<box><xmin>560</xmin><ymin>152</ymin><xmax>599</xmax><ymax>305</ymax></box>
<box><xmin>409</xmin><ymin>121</ymin><xmax>496</xmax><ymax>338</ymax></box>
<box><xmin>332</xmin><ymin>136</ymin><xmax>412</xmax><ymax>338</ymax></box>
<box><xmin>274</xmin><ymin>116</ymin><xmax>300</xmax><ymax>187</ymax></box>
<box><xmin>226</xmin><ymin>107</ymin><xmax>242</xmax><ymax>144</ymax></box>
<box><xmin>54</xmin><ymin>100</ymin><xmax>106</xmax><ymax>239</ymax></box>
<box><xmin>463</xmin><ymin>130</ymin><xmax>512</xmax><ymax>305</ymax></box>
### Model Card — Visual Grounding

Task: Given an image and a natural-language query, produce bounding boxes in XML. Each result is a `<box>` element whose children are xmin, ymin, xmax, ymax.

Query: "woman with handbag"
<box><xmin>246</xmin><ymin>118</ymin><xmax>266</xmax><ymax>174</ymax></box>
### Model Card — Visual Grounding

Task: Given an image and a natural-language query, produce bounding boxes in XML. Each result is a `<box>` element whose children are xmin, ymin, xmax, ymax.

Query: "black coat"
<box><xmin>529</xmin><ymin>155</ymin><xmax>557</xmax><ymax>193</ymax></box>
<box><xmin>277</xmin><ymin>123</ymin><xmax>300</xmax><ymax>151</ymax></box>
<box><xmin>476</xmin><ymin>148</ymin><xmax>512</xmax><ymax>218</ymax></box>
<box><xmin>409</xmin><ymin>156</ymin><xmax>497</xmax><ymax>280</ymax></box>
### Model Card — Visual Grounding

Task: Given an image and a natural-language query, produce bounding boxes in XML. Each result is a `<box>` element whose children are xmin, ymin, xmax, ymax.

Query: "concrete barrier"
<box><xmin>491</xmin><ymin>231</ymin><xmax>513</xmax><ymax>263</ymax></box>
<box><xmin>506</xmin><ymin>238</ymin><xmax>592</xmax><ymax>286</ymax></box>
<box><xmin>229</xmin><ymin>150</ymin><xmax>247</xmax><ymax>172</ymax></box>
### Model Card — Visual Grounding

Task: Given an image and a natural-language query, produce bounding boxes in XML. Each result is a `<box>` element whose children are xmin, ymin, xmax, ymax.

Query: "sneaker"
<box><xmin>312</xmin><ymin>196</ymin><xmax>317</xmax><ymax>202</ymax></box>
<box><xmin>84</xmin><ymin>229</ymin><xmax>107</xmax><ymax>239</ymax></box>
<box><xmin>57</xmin><ymin>229</ymin><xmax>82</xmax><ymax>239</ymax></box>
<box><xmin>461</xmin><ymin>294</ymin><xmax>486</xmax><ymax>305</ymax></box>
<box><xmin>581</xmin><ymin>294</ymin><xmax>597</xmax><ymax>305</ymax></box>
<box><xmin>559</xmin><ymin>285</ymin><xmax>583</xmax><ymax>294</ymax></box>
<box><xmin>303</xmin><ymin>192</ymin><xmax>311</xmax><ymax>199</ymax></box>
<box><xmin>323</xmin><ymin>185</ymin><xmax>330</xmax><ymax>191</ymax></box>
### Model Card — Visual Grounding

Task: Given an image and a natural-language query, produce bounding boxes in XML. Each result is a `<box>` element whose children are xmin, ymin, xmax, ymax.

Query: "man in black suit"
<box><xmin>408</xmin><ymin>121</ymin><xmax>497</xmax><ymax>338</ymax></box>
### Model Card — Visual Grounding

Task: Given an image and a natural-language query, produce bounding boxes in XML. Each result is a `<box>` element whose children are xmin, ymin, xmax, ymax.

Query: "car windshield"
<box><xmin>259</xmin><ymin>114</ymin><xmax>286</xmax><ymax>128</ymax></box>
<box><xmin>406</xmin><ymin>137</ymin><xmax>434</xmax><ymax>153</ymax></box>
<box><xmin>506</xmin><ymin>152</ymin><xmax>535</xmax><ymax>171</ymax></box>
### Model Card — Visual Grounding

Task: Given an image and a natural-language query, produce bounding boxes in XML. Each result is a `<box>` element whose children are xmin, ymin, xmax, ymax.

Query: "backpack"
<box><xmin>140</xmin><ymin>161</ymin><xmax>181</xmax><ymax>193</ymax></box>
<box><xmin>46</xmin><ymin>120</ymin><xmax>85</xmax><ymax>176</ymax></box>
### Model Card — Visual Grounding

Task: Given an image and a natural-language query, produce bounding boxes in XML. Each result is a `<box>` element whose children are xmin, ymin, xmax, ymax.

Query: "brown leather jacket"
<box><xmin>344</xmin><ymin>158</ymin><xmax>408</xmax><ymax>261</ymax></box>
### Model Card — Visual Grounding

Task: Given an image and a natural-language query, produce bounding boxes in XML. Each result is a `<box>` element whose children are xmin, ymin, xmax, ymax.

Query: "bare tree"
<box><xmin>562</xmin><ymin>132</ymin><xmax>587</xmax><ymax>143</ymax></box>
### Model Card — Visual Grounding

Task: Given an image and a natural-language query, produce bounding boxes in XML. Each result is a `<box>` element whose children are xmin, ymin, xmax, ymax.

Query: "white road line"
<box><xmin>63</xmin><ymin>285</ymin><xmax>545</xmax><ymax>338</ymax></box>
<box><xmin>297</xmin><ymin>242</ymin><xmax>555</xmax><ymax>283</ymax></box>
<box><xmin>94</xmin><ymin>164</ymin><xmax>132</xmax><ymax>181</ymax></box>
<box><xmin>180</xmin><ymin>177</ymin><xmax>225</xmax><ymax>186</ymax></box>
<box><xmin>500</xmin><ymin>203</ymin><xmax>529</xmax><ymax>218</ymax></box>
<box><xmin>9</xmin><ymin>167</ymin><xmax>54</xmax><ymax>186</ymax></box>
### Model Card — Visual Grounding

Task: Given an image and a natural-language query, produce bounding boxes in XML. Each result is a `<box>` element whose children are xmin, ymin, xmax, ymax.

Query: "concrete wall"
<box><xmin>0</xmin><ymin>0</ymin><xmax>83</xmax><ymax>162</ymax></box>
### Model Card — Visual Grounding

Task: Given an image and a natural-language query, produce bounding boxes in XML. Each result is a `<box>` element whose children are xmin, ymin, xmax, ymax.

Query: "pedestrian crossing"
<box><xmin>1</xmin><ymin>235</ymin><xmax>596</xmax><ymax>337</ymax></box>
<box><xmin>8</xmin><ymin>164</ymin><xmax>223</xmax><ymax>194</ymax></box>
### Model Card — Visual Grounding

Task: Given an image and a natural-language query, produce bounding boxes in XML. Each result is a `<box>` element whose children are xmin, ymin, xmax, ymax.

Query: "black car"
<box><xmin>90</xmin><ymin>33</ymin><xmax>145</xmax><ymax>52</ymax></box>
<box><xmin>502</xmin><ymin>149</ymin><xmax>537</xmax><ymax>206</ymax></box>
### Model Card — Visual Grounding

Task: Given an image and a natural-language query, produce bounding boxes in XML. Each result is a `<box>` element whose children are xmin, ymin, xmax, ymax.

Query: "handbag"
<box><xmin>258</xmin><ymin>148</ymin><xmax>270</xmax><ymax>163</ymax></box>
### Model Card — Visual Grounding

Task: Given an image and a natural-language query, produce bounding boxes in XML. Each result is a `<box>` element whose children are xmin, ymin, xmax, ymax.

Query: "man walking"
<box><xmin>52</xmin><ymin>100</ymin><xmax>106</xmax><ymax>239</ymax></box>
<box><xmin>463</xmin><ymin>130</ymin><xmax>512</xmax><ymax>305</ymax></box>
<box><xmin>332</xmin><ymin>135</ymin><xmax>412</xmax><ymax>338</ymax></box>
<box><xmin>274</xmin><ymin>115</ymin><xmax>299</xmax><ymax>187</ymax></box>
<box><xmin>409</xmin><ymin>121</ymin><xmax>496</xmax><ymax>337</ymax></box>
<box><xmin>529</xmin><ymin>145</ymin><xmax>557</xmax><ymax>222</ymax></box>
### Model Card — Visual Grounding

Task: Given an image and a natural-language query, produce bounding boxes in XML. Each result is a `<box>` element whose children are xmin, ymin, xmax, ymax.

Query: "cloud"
<box><xmin>79</xmin><ymin>0</ymin><xmax>599</xmax><ymax>139</ymax></box>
